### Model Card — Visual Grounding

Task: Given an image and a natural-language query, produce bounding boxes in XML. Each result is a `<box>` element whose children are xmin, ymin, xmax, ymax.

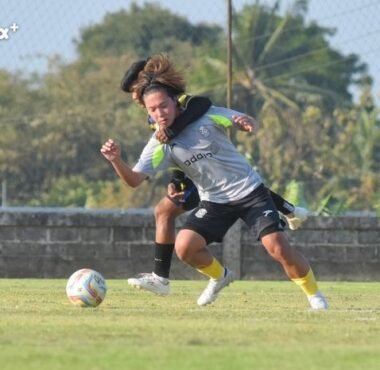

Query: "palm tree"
<box><xmin>229</xmin><ymin>0</ymin><xmax>366</xmax><ymax>117</ymax></box>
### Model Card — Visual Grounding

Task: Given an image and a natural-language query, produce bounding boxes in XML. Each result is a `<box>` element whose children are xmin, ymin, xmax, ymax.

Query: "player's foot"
<box><xmin>197</xmin><ymin>268</ymin><xmax>234</xmax><ymax>306</ymax></box>
<box><xmin>286</xmin><ymin>206</ymin><xmax>309</xmax><ymax>230</ymax></box>
<box><xmin>127</xmin><ymin>272</ymin><xmax>170</xmax><ymax>295</ymax></box>
<box><xmin>308</xmin><ymin>291</ymin><xmax>328</xmax><ymax>310</ymax></box>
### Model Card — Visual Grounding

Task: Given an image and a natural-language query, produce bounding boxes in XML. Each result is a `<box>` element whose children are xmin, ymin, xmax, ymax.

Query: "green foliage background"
<box><xmin>0</xmin><ymin>1</ymin><xmax>379</xmax><ymax>214</ymax></box>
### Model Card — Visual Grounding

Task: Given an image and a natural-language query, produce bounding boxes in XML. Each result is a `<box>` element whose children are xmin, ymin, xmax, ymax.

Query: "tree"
<box><xmin>229</xmin><ymin>0</ymin><xmax>367</xmax><ymax>117</ymax></box>
<box><xmin>1</xmin><ymin>1</ymin><xmax>377</xmax><ymax>211</ymax></box>
<box><xmin>0</xmin><ymin>70</ymin><xmax>49</xmax><ymax>203</ymax></box>
<box><xmin>75</xmin><ymin>2</ymin><xmax>223</xmax><ymax>60</ymax></box>
<box><xmin>322</xmin><ymin>79</ymin><xmax>380</xmax><ymax>212</ymax></box>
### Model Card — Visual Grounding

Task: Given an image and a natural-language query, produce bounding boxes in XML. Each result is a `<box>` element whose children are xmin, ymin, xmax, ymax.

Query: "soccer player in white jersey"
<box><xmin>119</xmin><ymin>59</ymin><xmax>308</xmax><ymax>297</ymax></box>
<box><xmin>101</xmin><ymin>54</ymin><xmax>328</xmax><ymax>309</ymax></box>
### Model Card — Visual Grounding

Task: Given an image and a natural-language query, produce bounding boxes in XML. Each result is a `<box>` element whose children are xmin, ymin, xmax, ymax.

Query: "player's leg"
<box><xmin>177</xmin><ymin>204</ymin><xmax>236</xmax><ymax>306</ymax></box>
<box><xmin>154</xmin><ymin>195</ymin><xmax>185</xmax><ymax>277</ymax></box>
<box><xmin>244</xmin><ymin>186</ymin><xmax>327</xmax><ymax>309</ymax></box>
<box><xmin>128</xmin><ymin>174</ymin><xmax>200</xmax><ymax>295</ymax></box>
<box><xmin>127</xmin><ymin>195</ymin><xmax>184</xmax><ymax>295</ymax></box>
<box><xmin>261</xmin><ymin>231</ymin><xmax>328</xmax><ymax>309</ymax></box>
<box><xmin>267</xmin><ymin>188</ymin><xmax>309</xmax><ymax>230</ymax></box>
<box><xmin>152</xmin><ymin>176</ymin><xmax>200</xmax><ymax>279</ymax></box>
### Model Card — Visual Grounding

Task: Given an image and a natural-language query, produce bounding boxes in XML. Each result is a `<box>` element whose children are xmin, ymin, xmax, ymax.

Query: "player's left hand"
<box><xmin>232</xmin><ymin>115</ymin><xmax>256</xmax><ymax>133</ymax></box>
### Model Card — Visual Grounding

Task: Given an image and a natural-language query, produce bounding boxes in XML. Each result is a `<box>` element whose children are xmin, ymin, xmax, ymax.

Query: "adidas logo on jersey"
<box><xmin>184</xmin><ymin>152</ymin><xmax>213</xmax><ymax>166</ymax></box>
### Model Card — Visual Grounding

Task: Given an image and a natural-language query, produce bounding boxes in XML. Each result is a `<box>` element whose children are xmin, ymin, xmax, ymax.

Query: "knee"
<box><xmin>175</xmin><ymin>230</ymin><xmax>201</xmax><ymax>264</ymax></box>
<box><xmin>175</xmin><ymin>241</ymin><xmax>191</xmax><ymax>263</ymax></box>
<box><xmin>267</xmin><ymin>243</ymin><xmax>289</xmax><ymax>262</ymax></box>
<box><xmin>263</xmin><ymin>235</ymin><xmax>293</xmax><ymax>263</ymax></box>
<box><xmin>175</xmin><ymin>230</ymin><xmax>206</xmax><ymax>265</ymax></box>
<box><xmin>154</xmin><ymin>198</ymin><xmax>176</xmax><ymax>223</ymax></box>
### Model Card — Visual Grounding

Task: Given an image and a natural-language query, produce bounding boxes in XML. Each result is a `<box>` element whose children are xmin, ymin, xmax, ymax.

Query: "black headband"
<box><xmin>142</xmin><ymin>81</ymin><xmax>182</xmax><ymax>98</ymax></box>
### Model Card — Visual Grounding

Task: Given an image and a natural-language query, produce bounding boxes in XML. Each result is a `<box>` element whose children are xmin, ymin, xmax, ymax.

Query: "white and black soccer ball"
<box><xmin>66</xmin><ymin>268</ymin><xmax>107</xmax><ymax>307</ymax></box>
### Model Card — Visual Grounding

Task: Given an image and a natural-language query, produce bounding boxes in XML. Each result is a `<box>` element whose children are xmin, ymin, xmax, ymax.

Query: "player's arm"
<box><xmin>100</xmin><ymin>139</ymin><xmax>146</xmax><ymax>188</ymax></box>
<box><xmin>156</xmin><ymin>95</ymin><xmax>212</xmax><ymax>143</ymax></box>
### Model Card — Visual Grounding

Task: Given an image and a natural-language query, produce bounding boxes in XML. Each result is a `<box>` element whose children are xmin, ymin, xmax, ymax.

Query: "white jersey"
<box><xmin>133</xmin><ymin>106</ymin><xmax>263</xmax><ymax>203</ymax></box>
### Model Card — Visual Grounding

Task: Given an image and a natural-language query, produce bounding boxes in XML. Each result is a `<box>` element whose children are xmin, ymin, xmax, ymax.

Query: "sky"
<box><xmin>0</xmin><ymin>0</ymin><xmax>379</xmax><ymax>103</ymax></box>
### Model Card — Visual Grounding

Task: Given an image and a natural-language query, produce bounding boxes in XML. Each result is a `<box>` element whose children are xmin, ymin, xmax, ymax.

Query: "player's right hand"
<box><xmin>100</xmin><ymin>139</ymin><xmax>121</xmax><ymax>162</ymax></box>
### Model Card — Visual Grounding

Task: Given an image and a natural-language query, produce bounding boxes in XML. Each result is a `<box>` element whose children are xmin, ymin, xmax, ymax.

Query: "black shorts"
<box><xmin>167</xmin><ymin>171</ymin><xmax>200</xmax><ymax>211</ymax></box>
<box><xmin>182</xmin><ymin>184</ymin><xmax>284</xmax><ymax>244</ymax></box>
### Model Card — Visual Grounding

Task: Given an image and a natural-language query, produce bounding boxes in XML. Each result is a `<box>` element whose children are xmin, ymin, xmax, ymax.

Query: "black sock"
<box><xmin>154</xmin><ymin>243</ymin><xmax>174</xmax><ymax>279</ymax></box>
<box><xmin>269</xmin><ymin>190</ymin><xmax>295</xmax><ymax>215</ymax></box>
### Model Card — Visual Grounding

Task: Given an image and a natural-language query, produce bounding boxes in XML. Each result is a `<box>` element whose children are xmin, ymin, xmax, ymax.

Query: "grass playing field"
<box><xmin>0</xmin><ymin>279</ymin><xmax>379</xmax><ymax>370</ymax></box>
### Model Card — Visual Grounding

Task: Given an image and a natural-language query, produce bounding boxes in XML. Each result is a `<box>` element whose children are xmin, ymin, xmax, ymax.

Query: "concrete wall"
<box><xmin>0</xmin><ymin>207</ymin><xmax>379</xmax><ymax>281</ymax></box>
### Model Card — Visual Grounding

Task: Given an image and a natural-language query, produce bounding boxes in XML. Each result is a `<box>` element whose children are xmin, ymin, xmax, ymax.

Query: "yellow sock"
<box><xmin>197</xmin><ymin>258</ymin><xmax>225</xmax><ymax>279</ymax></box>
<box><xmin>292</xmin><ymin>269</ymin><xmax>318</xmax><ymax>297</ymax></box>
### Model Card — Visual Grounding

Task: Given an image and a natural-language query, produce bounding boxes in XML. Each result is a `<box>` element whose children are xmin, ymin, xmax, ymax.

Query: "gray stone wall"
<box><xmin>0</xmin><ymin>207</ymin><xmax>379</xmax><ymax>281</ymax></box>
<box><xmin>240</xmin><ymin>217</ymin><xmax>380</xmax><ymax>281</ymax></box>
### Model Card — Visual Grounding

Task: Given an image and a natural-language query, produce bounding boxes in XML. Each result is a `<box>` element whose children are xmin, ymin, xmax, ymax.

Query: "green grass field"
<box><xmin>0</xmin><ymin>279</ymin><xmax>379</xmax><ymax>370</ymax></box>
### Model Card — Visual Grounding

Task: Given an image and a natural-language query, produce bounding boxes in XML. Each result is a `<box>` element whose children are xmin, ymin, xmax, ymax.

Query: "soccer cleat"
<box><xmin>197</xmin><ymin>268</ymin><xmax>234</xmax><ymax>306</ymax></box>
<box><xmin>127</xmin><ymin>272</ymin><xmax>170</xmax><ymax>296</ymax></box>
<box><xmin>308</xmin><ymin>291</ymin><xmax>329</xmax><ymax>310</ymax></box>
<box><xmin>286</xmin><ymin>206</ymin><xmax>309</xmax><ymax>230</ymax></box>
